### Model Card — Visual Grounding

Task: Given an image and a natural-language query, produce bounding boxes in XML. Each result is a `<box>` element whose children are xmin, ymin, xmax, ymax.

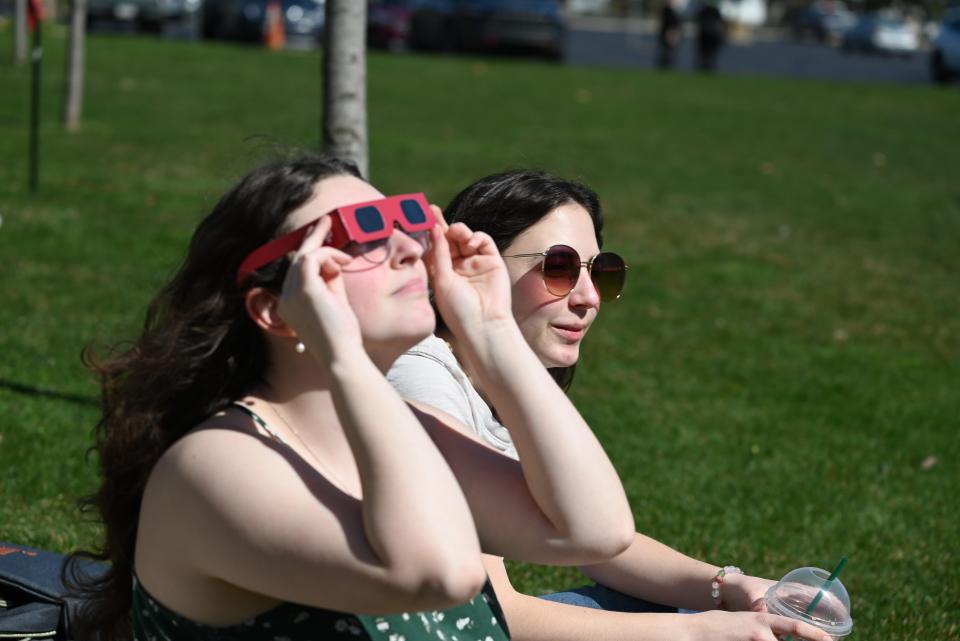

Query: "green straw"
<box><xmin>804</xmin><ymin>556</ymin><xmax>848</xmax><ymax>616</ymax></box>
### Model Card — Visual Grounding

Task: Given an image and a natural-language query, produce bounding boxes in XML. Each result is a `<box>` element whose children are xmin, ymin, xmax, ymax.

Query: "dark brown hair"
<box><xmin>65</xmin><ymin>154</ymin><xmax>362</xmax><ymax>641</ymax></box>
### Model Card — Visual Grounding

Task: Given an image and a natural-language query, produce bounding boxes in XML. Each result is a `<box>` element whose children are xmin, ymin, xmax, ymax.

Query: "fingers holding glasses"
<box><xmin>294</xmin><ymin>214</ymin><xmax>331</xmax><ymax>255</ymax></box>
<box><xmin>429</xmin><ymin>204</ymin><xmax>449</xmax><ymax>231</ymax></box>
<box><xmin>445</xmin><ymin>223</ymin><xmax>498</xmax><ymax>261</ymax></box>
<box><xmin>282</xmin><ymin>217</ymin><xmax>356</xmax><ymax>327</ymax></box>
<box><xmin>427</xmin><ymin>221</ymin><xmax>513</xmax><ymax>332</ymax></box>
<box><xmin>288</xmin><ymin>217</ymin><xmax>353</xmax><ymax>290</ymax></box>
<box><xmin>428</xmin><ymin>222</ymin><xmax>501</xmax><ymax>281</ymax></box>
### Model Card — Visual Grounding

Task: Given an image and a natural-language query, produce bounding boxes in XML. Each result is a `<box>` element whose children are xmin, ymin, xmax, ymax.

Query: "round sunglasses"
<box><xmin>502</xmin><ymin>244</ymin><xmax>627</xmax><ymax>301</ymax></box>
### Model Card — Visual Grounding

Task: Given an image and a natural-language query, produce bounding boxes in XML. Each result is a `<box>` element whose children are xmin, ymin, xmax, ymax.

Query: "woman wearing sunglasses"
<box><xmin>67</xmin><ymin>156</ymin><xmax>639</xmax><ymax>641</ymax></box>
<box><xmin>388</xmin><ymin>170</ymin><xmax>832</xmax><ymax>641</ymax></box>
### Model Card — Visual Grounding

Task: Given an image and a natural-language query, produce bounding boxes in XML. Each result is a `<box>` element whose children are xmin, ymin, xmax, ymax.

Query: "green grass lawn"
<box><xmin>1</xmin><ymin>25</ymin><xmax>958</xmax><ymax>640</ymax></box>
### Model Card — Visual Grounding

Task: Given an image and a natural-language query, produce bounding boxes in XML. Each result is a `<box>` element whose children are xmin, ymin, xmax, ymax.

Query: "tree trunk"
<box><xmin>14</xmin><ymin>0</ymin><xmax>28</xmax><ymax>64</ymax></box>
<box><xmin>322</xmin><ymin>0</ymin><xmax>368</xmax><ymax>179</ymax></box>
<box><xmin>62</xmin><ymin>0</ymin><xmax>87</xmax><ymax>131</ymax></box>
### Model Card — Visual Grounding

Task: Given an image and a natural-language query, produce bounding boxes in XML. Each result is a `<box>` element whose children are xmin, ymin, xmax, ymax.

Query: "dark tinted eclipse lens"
<box><xmin>400</xmin><ymin>199</ymin><xmax>427</xmax><ymax>224</ymax></box>
<box><xmin>541</xmin><ymin>245</ymin><xmax>581</xmax><ymax>297</ymax></box>
<box><xmin>355</xmin><ymin>206</ymin><xmax>386</xmax><ymax>233</ymax></box>
<box><xmin>590</xmin><ymin>252</ymin><xmax>626</xmax><ymax>301</ymax></box>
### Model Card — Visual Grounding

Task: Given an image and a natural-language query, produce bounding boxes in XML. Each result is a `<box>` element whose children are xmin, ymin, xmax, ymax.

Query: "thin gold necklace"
<box><xmin>265</xmin><ymin>400</ymin><xmax>352</xmax><ymax>493</ymax></box>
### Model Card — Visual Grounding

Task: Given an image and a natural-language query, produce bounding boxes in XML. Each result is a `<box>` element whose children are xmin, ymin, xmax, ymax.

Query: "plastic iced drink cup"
<box><xmin>765</xmin><ymin>567</ymin><xmax>853</xmax><ymax>640</ymax></box>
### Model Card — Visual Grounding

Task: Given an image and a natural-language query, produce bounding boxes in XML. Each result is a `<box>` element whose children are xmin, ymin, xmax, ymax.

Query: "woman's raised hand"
<box><xmin>424</xmin><ymin>205</ymin><xmax>514</xmax><ymax>335</ymax></box>
<box><xmin>276</xmin><ymin>215</ymin><xmax>363</xmax><ymax>363</ymax></box>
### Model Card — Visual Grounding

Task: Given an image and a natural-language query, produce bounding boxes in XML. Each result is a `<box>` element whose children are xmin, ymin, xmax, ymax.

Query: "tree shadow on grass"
<box><xmin>0</xmin><ymin>379</ymin><xmax>97</xmax><ymax>407</ymax></box>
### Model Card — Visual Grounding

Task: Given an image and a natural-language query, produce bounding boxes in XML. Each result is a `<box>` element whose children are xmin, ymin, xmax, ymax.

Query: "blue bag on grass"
<box><xmin>0</xmin><ymin>542</ymin><xmax>106</xmax><ymax>641</ymax></box>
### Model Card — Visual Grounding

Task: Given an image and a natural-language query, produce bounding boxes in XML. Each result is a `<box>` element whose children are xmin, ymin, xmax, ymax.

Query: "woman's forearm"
<box><xmin>578</xmin><ymin>533</ymin><xmax>719</xmax><ymax>612</ymax></box>
<box><xmin>483</xmin><ymin>555</ymin><xmax>684</xmax><ymax>641</ymax></box>
<box><xmin>327</xmin><ymin>349</ymin><xmax>485</xmax><ymax>594</ymax></box>
<box><xmin>505</xmin><ymin>595</ymin><xmax>688</xmax><ymax>641</ymax></box>
<box><xmin>454</xmin><ymin>321</ymin><xmax>634</xmax><ymax>557</ymax></box>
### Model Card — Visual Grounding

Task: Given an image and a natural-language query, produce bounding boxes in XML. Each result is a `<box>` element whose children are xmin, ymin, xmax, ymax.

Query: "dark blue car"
<box><xmin>451</xmin><ymin>0</ymin><xmax>566</xmax><ymax>59</ymax></box>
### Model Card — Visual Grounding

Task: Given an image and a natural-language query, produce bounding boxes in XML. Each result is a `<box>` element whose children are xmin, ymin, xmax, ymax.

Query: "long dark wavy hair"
<box><xmin>442</xmin><ymin>169</ymin><xmax>605</xmax><ymax>391</ymax></box>
<box><xmin>64</xmin><ymin>154</ymin><xmax>362</xmax><ymax>641</ymax></box>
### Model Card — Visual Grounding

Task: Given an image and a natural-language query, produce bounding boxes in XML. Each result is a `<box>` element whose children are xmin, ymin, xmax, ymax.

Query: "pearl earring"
<box><xmin>295</xmin><ymin>341</ymin><xmax>306</xmax><ymax>354</ymax></box>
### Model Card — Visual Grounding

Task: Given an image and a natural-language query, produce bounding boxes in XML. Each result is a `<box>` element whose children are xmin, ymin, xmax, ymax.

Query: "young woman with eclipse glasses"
<box><xmin>388</xmin><ymin>169</ymin><xmax>833</xmax><ymax>641</ymax></box>
<box><xmin>66</xmin><ymin>155</ymin><xmax>637</xmax><ymax>641</ymax></box>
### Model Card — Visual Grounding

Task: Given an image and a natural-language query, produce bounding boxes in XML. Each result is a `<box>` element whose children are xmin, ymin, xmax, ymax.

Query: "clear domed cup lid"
<box><xmin>765</xmin><ymin>567</ymin><xmax>853</xmax><ymax>638</ymax></box>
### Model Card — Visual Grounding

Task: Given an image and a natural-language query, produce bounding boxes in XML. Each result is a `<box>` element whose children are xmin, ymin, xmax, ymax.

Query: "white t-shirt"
<box><xmin>387</xmin><ymin>335</ymin><xmax>519</xmax><ymax>460</ymax></box>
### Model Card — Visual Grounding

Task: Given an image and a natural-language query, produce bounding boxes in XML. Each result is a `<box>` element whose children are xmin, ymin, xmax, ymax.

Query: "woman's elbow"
<box><xmin>402</xmin><ymin>557</ymin><xmax>488</xmax><ymax>610</ymax></box>
<box><xmin>569</xmin><ymin>514</ymin><xmax>635</xmax><ymax>562</ymax></box>
<box><xmin>603</xmin><ymin>521</ymin><xmax>635</xmax><ymax>559</ymax></box>
<box><xmin>431</xmin><ymin>560</ymin><xmax>488</xmax><ymax>605</ymax></box>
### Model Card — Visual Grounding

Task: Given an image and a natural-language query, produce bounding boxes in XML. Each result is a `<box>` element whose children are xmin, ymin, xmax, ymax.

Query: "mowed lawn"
<box><xmin>1</xmin><ymin>25</ymin><xmax>958</xmax><ymax>640</ymax></box>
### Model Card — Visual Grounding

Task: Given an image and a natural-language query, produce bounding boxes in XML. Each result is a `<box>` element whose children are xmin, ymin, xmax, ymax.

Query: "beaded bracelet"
<box><xmin>711</xmin><ymin>565</ymin><xmax>742</xmax><ymax>608</ymax></box>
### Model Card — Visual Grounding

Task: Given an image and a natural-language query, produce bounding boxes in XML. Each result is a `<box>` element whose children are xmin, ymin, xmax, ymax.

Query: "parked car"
<box><xmin>368</xmin><ymin>0</ymin><xmax>412</xmax><ymax>49</ymax></box>
<box><xmin>451</xmin><ymin>0</ymin><xmax>566</xmax><ymax>59</ymax></box>
<box><xmin>720</xmin><ymin>0</ymin><xmax>767</xmax><ymax>29</ymax></box>
<box><xmin>202</xmin><ymin>0</ymin><xmax>324</xmax><ymax>44</ymax></box>
<box><xmin>368</xmin><ymin>0</ymin><xmax>564</xmax><ymax>59</ymax></box>
<box><xmin>785</xmin><ymin>0</ymin><xmax>855</xmax><ymax>44</ymax></box>
<box><xmin>842</xmin><ymin>12</ymin><xmax>920</xmax><ymax>56</ymax></box>
<box><xmin>87</xmin><ymin>0</ymin><xmax>202</xmax><ymax>34</ymax></box>
<box><xmin>409</xmin><ymin>0</ymin><xmax>456</xmax><ymax>49</ymax></box>
<box><xmin>930</xmin><ymin>8</ymin><xmax>960</xmax><ymax>83</ymax></box>
<box><xmin>367</xmin><ymin>0</ymin><xmax>455</xmax><ymax>51</ymax></box>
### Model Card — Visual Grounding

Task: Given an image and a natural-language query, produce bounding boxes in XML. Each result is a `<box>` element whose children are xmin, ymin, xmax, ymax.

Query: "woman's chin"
<box><xmin>363</xmin><ymin>314</ymin><xmax>435</xmax><ymax>355</ymax></box>
<box><xmin>539</xmin><ymin>343</ymin><xmax>581</xmax><ymax>369</ymax></box>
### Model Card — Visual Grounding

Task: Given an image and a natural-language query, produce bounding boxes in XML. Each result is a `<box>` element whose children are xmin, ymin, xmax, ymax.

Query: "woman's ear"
<box><xmin>244</xmin><ymin>287</ymin><xmax>296</xmax><ymax>338</ymax></box>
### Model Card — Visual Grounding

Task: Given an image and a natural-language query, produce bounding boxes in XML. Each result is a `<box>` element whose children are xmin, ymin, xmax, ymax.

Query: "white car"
<box><xmin>842</xmin><ymin>12</ymin><xmax>920</xmax><ymax>56</ymax></box>
<box><xmin>720</xmin><ymin>0</ymin><xmax>767</xmax><ymax>27</ymax></box>
<box><xmin>931</xmin><ymin>9</ymin><xmax>960</xmax><ymax>83</ymax></box>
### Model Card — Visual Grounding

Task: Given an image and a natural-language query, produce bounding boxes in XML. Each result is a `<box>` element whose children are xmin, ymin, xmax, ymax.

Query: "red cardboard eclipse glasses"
<box><xmin>236</xmin><ymin>193</ymin><xmax>435</xmax><ymax>287</ymax></box>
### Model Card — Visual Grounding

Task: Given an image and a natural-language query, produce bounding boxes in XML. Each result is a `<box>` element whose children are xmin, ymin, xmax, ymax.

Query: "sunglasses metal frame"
<box><xmin>502</xmin><ymin>244</ymin><xmax>627</xmax><ymax>301</ymax></box>
<box><xmin>236</xmin><ymin>193</ymin><xmax>434</xmax><ymax>287</ymax></box>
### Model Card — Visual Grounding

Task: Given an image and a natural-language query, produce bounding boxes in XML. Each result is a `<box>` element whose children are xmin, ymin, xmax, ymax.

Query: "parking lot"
<box><xmin>73</xmin><ymin>7</ymin><xmax>941</xmax><ymax>87</ymax></box>
<box><xmin>566</xmin><ymin>17</ymin><xmax>934</xmax><ymax>86</ymax></box>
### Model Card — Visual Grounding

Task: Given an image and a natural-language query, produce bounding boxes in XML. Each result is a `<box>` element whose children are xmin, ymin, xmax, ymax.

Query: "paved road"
<box><xmin>565</xmin><ymin>20</ymin><xmax>934</xmax><ymax>86</ymax></box>
<box><xmin>89</xmin><ymin>14</ymin><xmax>936</xmax><ymax>86</ymax></box>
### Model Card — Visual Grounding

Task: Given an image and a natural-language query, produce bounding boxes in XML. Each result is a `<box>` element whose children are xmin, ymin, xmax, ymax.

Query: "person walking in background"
<box><xmin>657</xmin><ymin>0</ymin><xmax>683</xmax><ymax>69</ymax></box>
<box><xmin>695</xmin><ymin>0</ymin><xmax>726</xmax><ymax>71</ymax></box>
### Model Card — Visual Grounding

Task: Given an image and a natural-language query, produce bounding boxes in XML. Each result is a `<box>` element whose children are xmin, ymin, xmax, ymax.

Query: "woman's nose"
<box><xmin>390</xmin><ymin>228</ymin><xmax>426</xmax><ymax>266</ymax></box>
<box><xmin>567</xmin><ymin>267</ymin><xmax>601</xmax><ymax>310</ymax></box>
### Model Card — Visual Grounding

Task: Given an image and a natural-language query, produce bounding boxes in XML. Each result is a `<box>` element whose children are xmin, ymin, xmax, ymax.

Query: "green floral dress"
<box><xmin>132</xmin><ymin>404</ymin><xmax>510</xmax><ymax>641</ymax></box>
<box><xmin>132</xmin><ymin>575</ymin><xmax>510</xmax><ymax>641</ymax></box>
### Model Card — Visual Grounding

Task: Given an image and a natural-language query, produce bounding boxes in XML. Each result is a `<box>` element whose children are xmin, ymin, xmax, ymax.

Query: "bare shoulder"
<box><xmin>142</xmin><ymin>410</ymin><xmax>329</xmax><ymax>533</ymax></box>
<box><xmin>135</xmin><ymin>412</ymin><xmax>301</xmax><ymax>620</ymax></box>
<box><xmin>150</xmin><ymin>412</ymin><xmax>290</xmax><ymax>491</ymax></box>
<box><xmin>135</xmin><ymin>410</ymin><xmax>365</xmax><ymax>621</ymax></box>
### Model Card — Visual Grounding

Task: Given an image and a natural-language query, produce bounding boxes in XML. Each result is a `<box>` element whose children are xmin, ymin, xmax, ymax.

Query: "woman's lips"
<box><xmin>394</xmin><ymin>278</ymin><xmax>427</xmax><ymax>296</ymax></box>
<box><xmin>550</xmin><ymin>323</ymin><xmax>586</xmax><ymax>341</ymax></box>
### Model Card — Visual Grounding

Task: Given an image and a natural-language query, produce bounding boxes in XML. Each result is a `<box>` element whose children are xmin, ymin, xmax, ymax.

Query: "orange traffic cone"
<box><xmin>264</xmin><ymin>0</ymin><xmax>285</xmax><ymax>51</ymax></box>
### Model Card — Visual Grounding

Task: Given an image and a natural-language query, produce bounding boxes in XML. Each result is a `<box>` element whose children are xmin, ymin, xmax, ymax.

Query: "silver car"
<box><xmin>841</xmin><ymin>12</ymin><xmax>920</xmax><ymax>56</ymax></box>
